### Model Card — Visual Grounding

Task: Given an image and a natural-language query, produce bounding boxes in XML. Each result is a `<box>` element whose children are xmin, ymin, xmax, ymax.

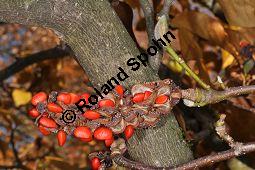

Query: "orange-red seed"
<box><xmin>57</xmin><ymin>93</ymin><xmax>71</xmax><ymax>104</ymax></box>
<box><xmin>91</xmin><ymin>157</ymin><xmax>101</xmax><ymax>170</ymax></box>
<box><xmin>31</xmin><ymin>92</ymin><xmax>47</xmax><ymax>106</ymax></box>
<box><xmin>57</xmin><ymin>130</ymin><xmax>67</xmax><ymax>146</ymax></box>
<box><xmin>73</xmin><ymin>126</ymin><xmax>92</xmax><ymax>140</ymax></box>
<box><xmin>98</xmin><ymin>99</ymin><xmax>115</xmax><ymax>108</ymax></box>
<box><xmin>132</xmin><ymin>93</ymin><xmax>145</xmax><ymax>103</ymax></box>
<box><xmin>94</xmin><ymin>127</ymin><xmax>113</xmax><ymax>140</ymax></box>
<box><xmin>83</xmin><ymin>110</ymin><xmax>100</xmax><ymax>120</ymax></box>
<box><xmin>155</xmin><ymin>95</ymin><xmax>168</xmax><ymax>104</ymax></box>
<box><xmin>124</xmin><ymin>125</ymin><xmax>134</xmax><ymax>140</ymax></box>
<box><xmin>115</xmin><ymin>85</ymin><xmax>124</xmax><ymax>96</ymax></box>
<box><xmin>28</xmin><ymin>108</ymin><xmax>40</xmax><ymax>118</ymax></box>
<box><xmin>47</xmin><ymin>103</ymin><xmax>63</xmax><ymax>113</ymax></box>
<box><xmin>39</xmin><ymin>117</ymin><xmax>57</xmax><ymax>128</ymax></box>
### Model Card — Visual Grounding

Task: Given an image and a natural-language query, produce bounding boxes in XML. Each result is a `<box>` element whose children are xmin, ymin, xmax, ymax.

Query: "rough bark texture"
<box><xmin>0</xmin><ymin>0</ymin><xmax>193</xmax><ymax>167</ymax></box>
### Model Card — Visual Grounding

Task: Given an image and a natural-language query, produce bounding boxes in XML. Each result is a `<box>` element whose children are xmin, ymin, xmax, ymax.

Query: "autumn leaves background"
<box><xmin>1</xmin><ymin>0</ymin><xmax>255</xmax><ymax>169</ymax></box>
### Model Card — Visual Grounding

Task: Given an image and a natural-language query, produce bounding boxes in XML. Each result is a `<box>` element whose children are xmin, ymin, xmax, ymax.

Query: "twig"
<box><xmin>158</xmin><ymin>0</ymin><xmax>174</xmax><ymax>22</ymax></box>
<box><xmin>173</xmin><ymin>142</ymin><xmax>255</xmax><ymax>170</ymax></box>
<box><xmin>181</xmin><ymin>85</ymin><xmax>255</xmax><ymax>107</ymax></box>
<box><xmin>165</xmin><ymin>46</ymin><xmax>211</xmax><ymax>90</ymax></box>
<box><xmin>139</xmin><ymin>0</ymin><xmax>154</xmax><ymax>45</ymax></box>
<box><xmin>0</xmin><ymin>165</ymin><xmax>20</xmax><ymax>169</ymax></box>
<box><xmin>113</xmin><ymin>154</ymin><xmax>162</xmax><ymax>170</ymax></box>
<box><xmin>215</xmin><ymin>114</ymin><xmax>235</xmax><ymax>147</ymax></box>
<box><xmin>0</xmin><ymin>45</ymin><xmax>70</xmax><ymax>82</ymax></box>
<box><xmin>9</xmin><ymin>127</ymin><xmax>28</xmax><ymax>170</ymax></box>
<box><xmin>139</xmin><ymin>0</ymin><xmax>163</xmax><ymax>72</ymax></box>
<box><xmin>10</xmin><ymin>128</ymin><xmax>22</xmax><ymax>167</ymax></box>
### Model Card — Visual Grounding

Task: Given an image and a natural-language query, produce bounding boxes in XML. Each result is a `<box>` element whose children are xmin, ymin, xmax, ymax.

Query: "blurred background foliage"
<box><xmin>1</xmin><ymin>0</ymin><xmax>255</xmax><ymax>169</ymax></box>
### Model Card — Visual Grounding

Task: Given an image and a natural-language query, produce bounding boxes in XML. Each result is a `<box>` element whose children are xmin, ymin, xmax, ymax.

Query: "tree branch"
<box><xmin>158</xmin><ymin>0</ymin><xmax>174</xmax><ymax>22</ymax></box>
<box><xmin>139</xmin><ymin>0</ymin><xmax>154</xmax><ymax>45</ymax></box>
<box><xmin>174</xmin><ymin>142</ymin><xmax>255</xmax><ymax>170</ymax></box>
<box><xmin>181</xmin><ymin>85</ymin><xmax>255</xmax><ymax>107</ymax></box>
<box><xmin>0</xmin><ymin>46</ymin><xmax>70</xmax><ymax>82</ymax></box>
<box><xmin>113</xmin><ymin>154</ymin><xmax>162</xmax><ymax>170</ymax></box>
<box><xmin>10</xmin><ymin>128</ymin><xmax>22</xmax><ymax>167</ymax></box>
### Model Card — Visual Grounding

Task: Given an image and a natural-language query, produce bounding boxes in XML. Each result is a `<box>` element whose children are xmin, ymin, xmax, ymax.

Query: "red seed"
<box><xmin>239</xmin><ymin>40</ymin><xmax>249</xmax><ymax>47</ymax></box>
<box><xmin>57</xmin><ymin>130</ymin><xmax>67</xmax><ymax>146</ymax></box>
<box><xmin>38</xmin><ymin>125</ymin><xmax>51</xmax><ymax>136</ymax></box>
<box><xmin>124</xmin><ymin>125</ymin><xmax>134</xmax><ymax>140</ymax></box>
<box><xmin>69</xmin><ymin>93</ymin><xmax>81</xmax><ymax>104</ymax></box>
<box><xmin>83</xmin><ymin>110</ymin><xmax>100</xmax><ymax>120</ymax></box>
<box><xmin>28</xmin><ymin>108</ymin><xmax>40</xmax><ymax>118</ymax></box>
<box><xmin>80</xmin><ymin>137</ymin><xmax>93</xmax><ymax>142</ymax></box>
<box><xmin>98</xmin><ymin>99</ymin><xmax>115</xmax><ymax>108</ymax></box>
<box><xmin>39</xmin><ymin>117</ymin><xmax>57</xmax><ymax>128</ymax></box>
<box><xmin>47</xmin><ymin>103</ymin><xmax>63</xmax><ymax>113</ymax></box>
<box><xmin>57</xmin><ymin>93</ymin><xmax>71</xmax><ymax>104</ymax></box>
<box><xmin>155</xmin><ymin>95</ymin><xmax>168</xmax><ymax>104</ymax></box>
<box><xmin>94</xmin><ymin>127</ymin><xmax>113</xmax><ymax>140</ymax></box>
<box><xmin>115</xmin><ymin>85</ymin><xmax>124</xmax><ymax>96</ymax></box>
<box><xmin>81</xmin><ymin>93</ymin><xmax>90</xmax><ymax>104</ymax></box>
<box><xmin>91</xmin><ymin>157</ymin><xmax>101</xmax><ymax>170</ymax></box>
<box><xmin>31</xmin><ymin>92</ymin><xmax>47</xmax><ymax>106</ymax></box>
<box><xmin>73</xmin><ymin>126</ymin><xmax>92</xmax><ymax>140</ymax></box>
<box><xmin>144</xmin><ymin>91</ymin><xmax>152</xmax><ymax>100</ymax></box>
<box><xmin>132</xmin><ymin>93</ymin><xmax>145</xmax><ymax>103</ymax></box>
<box><xmin>105</xmin><ymin>137</ymin><xmax>114</xmax><ymax>147</ymax></box>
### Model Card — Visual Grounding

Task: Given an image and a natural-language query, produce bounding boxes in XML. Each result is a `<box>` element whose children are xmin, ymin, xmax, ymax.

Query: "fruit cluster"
<box><xmin>28</xmin><ymin>79</ymin><xmax>181</xmax><ymax>169</ymax></box>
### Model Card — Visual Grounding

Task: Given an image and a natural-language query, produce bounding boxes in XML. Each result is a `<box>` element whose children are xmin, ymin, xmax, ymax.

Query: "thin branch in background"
<box><xmin>10</xmin><ymin>127</ymin><xmax>22</xmax><ymax>167</ymax></box>
<box><xmin>181</xmin><ymin>85</ymin><xmax>255</xmax><ymax>107</ymax></box>
<box><xmin>139</xmin><ymin>0</ymin><xmax>164</xmax><ymax>72</ymax></box>
<box><xmin>215</xmin><ymin>114</ymin><xmax>235</xmax><ymax>147</ymax></box>
<box><xmin>0</xmin><ymin>45</ymin><xmax>70</xmax><ymax>82</ymax></box>
<box><xmin>139</xmin><ymin>0</ymin><xmax>154</xmax><ymax>45</ymax></box>
<box><xmin>0</xmin><ymin>165</ymin><xmax>20</xmax><ymax>169</ymax></box>
<box><xmin>158</xmin><ymin>0</ymin><xmax>175</xmax><ymax>22</ymax></box>
<box><xmin>113</xmin><ymin>154</ymin><xmax>162</xmax><ymax>170</ymax></box>
<box><xmin>7</xmin><ymin>126</ymin><xmax>29</xmax><ymax>170</ymax></box>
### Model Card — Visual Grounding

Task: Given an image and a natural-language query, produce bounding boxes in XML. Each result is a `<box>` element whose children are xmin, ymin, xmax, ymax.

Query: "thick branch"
<box><xmin>181</xmin><ymin>85</ymin><xmax>255</xmax><ymax>107</ymax></box>
<box><xmin>0</xmin><ymin>46</ymin><xmax>69</xmax><ymax>82</ymax></box>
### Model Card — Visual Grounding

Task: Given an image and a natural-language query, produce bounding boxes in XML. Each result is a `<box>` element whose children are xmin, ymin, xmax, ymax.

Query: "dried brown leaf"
<box><xmin>218</xmin><ymin>0</ymin><xmax>255</xmax><ymax>28</ymax></box>
<box><xmin>172</xmin><ymin>11</ymin><xmax>227</xmax><ymax>45</ymax></box>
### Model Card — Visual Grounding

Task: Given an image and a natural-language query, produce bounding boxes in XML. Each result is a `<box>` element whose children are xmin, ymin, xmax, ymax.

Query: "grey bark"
<box><xmin>0</xmin><ymin>0</ymin><xmax>193</xmax><ymax>167</ymax></box>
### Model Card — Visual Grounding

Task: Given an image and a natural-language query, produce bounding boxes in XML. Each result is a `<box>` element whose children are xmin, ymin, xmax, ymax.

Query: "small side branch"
<box><xmin>174</xmin><ymin>142</ymin><xmax>255</xmax><ymax>170</ymax></box>
<box><xmin>181</xmin><ymin>85</ymin><xmax>255</xmax><ymax>107</ymax></box>
<box><xmin>139</xmin><ymin>0</ymin><xmax>154</xmax><ymax>45</ymax></box>
<box><xmin>113</xmin><ymin>154</ymin><xmax>162</xmax><ymax>170</ymax></box>
<box><xmin>0</xmin><ymin>46</ymin><xmax>70</xmax><ymax>82</ymax></box>
<box><xmin>140</xmin><ymin>0</ymin><xmax>163</xmax><ymax>72</ymax></box>
<box><xmin>158</xmin><ymin>0</ymin><xmax>174</xmax><ymax>21</ymax></box>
